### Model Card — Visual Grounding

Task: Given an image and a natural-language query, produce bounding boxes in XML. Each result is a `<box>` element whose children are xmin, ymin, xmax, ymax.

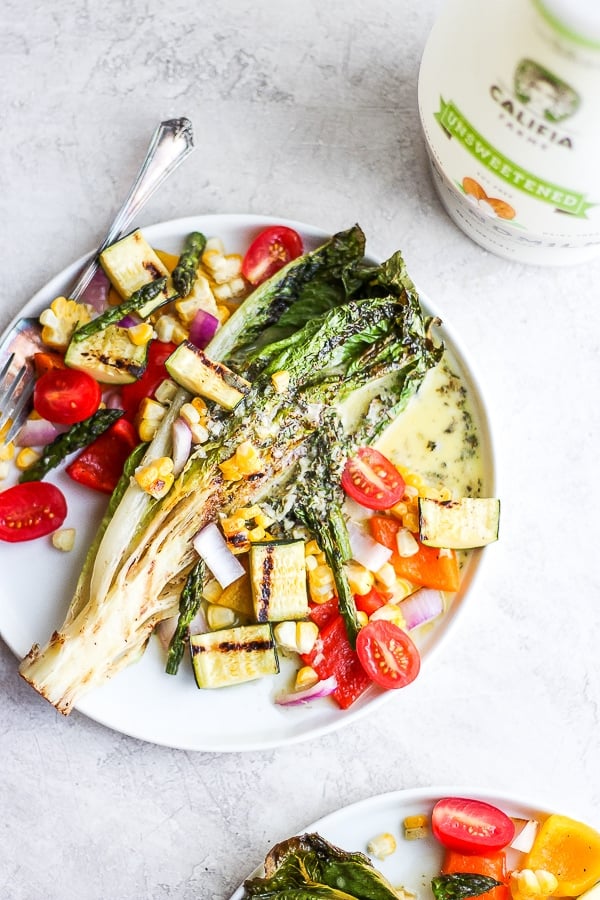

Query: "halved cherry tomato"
<box><xmin>432</xmin><ymin>797</ymin><xmax>515</xmax><ymax>854</ymax></box>
<box><xmin>120</xmin><ymin>340</ymin><xmax>177</xmax><ymax>420</ymax></box>
<box><xmin>33</xmin><ymin>368</ymin><xmax>102</xmax><ymax>425</ymax></box>
<box><xmin>66</xmin><ymin>418</ymin><xmax>139</xmax><ymax>494</ymax></box>
<box><xmin>355</xmin><ymin>620</ymin><xmax>420</xmax><ymax>689</ymax></box>
<box><xmin>241</xmin><ymin>225</ymin><xmax>303</xmax><ymax>285</ymax></box>
<box><xmin>0</xmin><ymin>482</ymin><xmax>67</xmax><ymax>542</ymax></box>
<box><xmin>341</xmin><ymin>447</ymin><xmax>405</xmax><ymax>510</ymax></box>
<box><xmin>442</xmin><ymin>849</ymin><xmax>509</xmax><ymax>900</ymax></box>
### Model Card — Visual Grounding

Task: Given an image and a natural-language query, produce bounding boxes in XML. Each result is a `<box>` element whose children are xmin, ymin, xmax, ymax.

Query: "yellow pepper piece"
<box><xmin>523</xmin><ymin>814</ymin><xmax>600</xmax><ymax>897</ymax></box>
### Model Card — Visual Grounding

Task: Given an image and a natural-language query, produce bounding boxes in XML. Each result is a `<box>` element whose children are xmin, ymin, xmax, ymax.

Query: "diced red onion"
<box><xmin>343</xmin><ymin>496</ymin><xmax>376</xmax><ymax>522</ymax></box>
<box><xmin>399</xmin><ymin>588</ymin><xmax>444</xmax><ymax>630</ymax></box>
<box><xmin>14</xmin><ymin>418</ymin><xmax>68</xmax><ymax>447</ymax></box>
<box><xmin>275</xmin><ymin>676</ymin><xmax>338</xmax><ymax>707</ymax></box>
<box><xmin>172</xmin><ymin>417</ymin><xmax>192</xmax><ymax>476</ymax></box>
<box><xmin>348</xmin><ymin>521</ymin><xmax>392</xmax><ymax>571</ymax></box>
<box><xmin>155</xmin><ymin>606</ymin><xmax>209</xmax><ymax>653</ymax></box>
<box><xmin>155</xmin><ymin>616</ymin><xmax>178</xmax><ymax>652</ymax></box>
<box><xmin>103</xmin><ymin>389</ymin><xmax>125</xmax><ymax>410</ymax></box>
<box><xmin>189</xmin><ymin>309</ymin><xmax>219</xmax><ymax>349</ymax></box>
<box><xmin>192</xmin><ymin>522</ymin><xmax>245</xmax><ymax>588</ymax></box>
<box><xmin>80</xmin><ymin>267</ymin><xmax>111</xmax><ymax>312</ymax></box>
<box><xmin>118</xmin><ymin>314</ymin><xmax>139</xmax><ymax>328</ymax></box>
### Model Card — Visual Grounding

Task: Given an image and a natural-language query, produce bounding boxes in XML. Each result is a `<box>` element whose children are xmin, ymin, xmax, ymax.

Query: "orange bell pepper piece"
<box><xmin>523</xmin><ymin>814</ymin><xmax>600</xmax><ymax>897</ymax></box>
<box><xmin>442</xmin><ymin>849</ymin><xmax>509</xmax><ymax>900</ymax></box>
<box><xmin>33</xmin><ymin>351</ymin><xmax>65</xmax><ymax>377</ymax></box>
<box><xmin>369</xmin><ymin>514</ymin><xmax>460</xmax><ymax>592</ymax></box>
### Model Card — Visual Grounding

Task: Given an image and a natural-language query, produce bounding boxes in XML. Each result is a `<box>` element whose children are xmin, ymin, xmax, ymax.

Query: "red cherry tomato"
<box><xmin>241</xmin><ymin>226</ymin><xmax>303</xmax><ymax>285</ymax></box>
<box><xmin>0</xmin><ymin>482</ymin><xmax>67</xmax><ymax>542</ymax></box>
<box><xmin>432</xmin><ymin>797</ymin><xmax>516</xmax><ymax>854</ymax></box>
<box><xmin>355</xmin><ymin>620</ymin><xmax>420</xmax><ymax>689</ymax></box>
<box><xmin>341</xmin><ymin>447</ymin><xmax>405</xmax><ymax>510</ymax></box>
<box><xmin>66</xmin><ymin>418</ymin><xmax>139</xmax><ymax>494</ymax></box>
<box><xmin>120</xmin><ymin>340</ymin><xmax>176</xmax><ymax>420</ymax></box>
<box><xmin>34</xmin><ymin>368</ymin><xmax>102</xmax><ymax>425</ymax></box>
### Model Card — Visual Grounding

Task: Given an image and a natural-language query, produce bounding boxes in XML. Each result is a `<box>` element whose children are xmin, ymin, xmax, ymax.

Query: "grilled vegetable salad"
<box><xmin>242</xmin><ymin>797</ymin><xmax>600</xmax><ymax>900</ymax></box>
<box><xmin>0</xmin><ymin>223</ymin><xmax>499</xmax><ymax>714</ymax></box>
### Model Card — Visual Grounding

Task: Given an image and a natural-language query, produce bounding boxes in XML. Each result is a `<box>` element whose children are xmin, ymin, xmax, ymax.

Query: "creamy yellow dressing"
<box><xmin>375</xmin><ymin>353</ymin><xmax>484</xmax><ymax>499</ymax></box>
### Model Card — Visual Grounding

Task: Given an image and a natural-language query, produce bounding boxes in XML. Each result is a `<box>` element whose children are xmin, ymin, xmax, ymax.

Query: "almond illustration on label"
<box><xmin>462</xmin><ymin>177</ymin><xmax>516</xmax><ymax>220</ymax></box>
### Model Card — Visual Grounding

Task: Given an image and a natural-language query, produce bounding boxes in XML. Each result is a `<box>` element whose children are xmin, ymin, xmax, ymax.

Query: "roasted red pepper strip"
<box><xmin>66</xmin><ymin>418</ymin><xmax>139</xmax><ymax>494</ymax></box>
<box><xmin>301</xmin><ymin>613</ymin><xmax>371</xmax><ymax>709</ymax></box>
<box><xmin>120</xmin><ymin>339</ymin><xmax>177</xmax><ymax>421</ymax></box>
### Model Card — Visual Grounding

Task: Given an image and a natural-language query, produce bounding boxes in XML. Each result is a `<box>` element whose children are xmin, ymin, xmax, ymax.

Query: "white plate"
<box><xmin>229</xmin><ymin>786</ymin><xmax>557</xmax><ymax>899</ymax></box>
<box><xmin>0</xmin><ymin>214</ymin><xmax>495</xmax><ymax>751</ymax></box>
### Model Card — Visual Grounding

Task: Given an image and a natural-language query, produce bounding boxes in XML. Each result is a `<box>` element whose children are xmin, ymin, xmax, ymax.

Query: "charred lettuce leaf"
<box><xmin>243</xmin><ymin>833</ymin><xmax>402</xmax><ymax>899</ymax></box>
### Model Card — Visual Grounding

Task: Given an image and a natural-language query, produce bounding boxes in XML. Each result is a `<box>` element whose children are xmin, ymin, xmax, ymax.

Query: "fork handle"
<box><xmin>70</xmin><ymin>118</ymin><xmax>195</xmax><ymax>301</ymax></box>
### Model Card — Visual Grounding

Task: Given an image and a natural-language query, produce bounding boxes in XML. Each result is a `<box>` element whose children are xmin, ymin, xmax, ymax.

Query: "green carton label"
<box><xmin>435</xmin><ymin>98</ymin><xmax>594</xmax><ymax>217</ymax></box>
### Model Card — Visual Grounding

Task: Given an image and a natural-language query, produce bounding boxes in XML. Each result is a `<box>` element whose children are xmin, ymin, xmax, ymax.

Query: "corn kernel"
<box><xmin>203</xmin><ymin>250</ymin><xmax>242</xmax><ymax>284</ymax></box>
<box><xmin>134</xmin><ymin>456</ymin><xmax>174</xmax><ymax>498</ymax></box>
<box><xmin>207</xmin><ymin>603</ymin><xmax>237</xmax><ymax>630</ymax></box>
<box><xmin>510</xmin><ymin>870</ymin><xmax>558</xmax><ymax>900</ymax></box>
<box><xmin>216</xmin><ymin>303</ymin><xmax>231</xmax><ymax>323</ymax></box>
<box><xmin>296</xmin><ymin>621</ymin><xmax>319</xmax><ymax>655</ymax></box>
<box><xmin>311</xmin><ymin>564</ymin><xmax>335</xmax><ymax>588</ymax></box>
<box><xmin>375</xmin><ymin>561</ymin><xmax>397</xmax><ymax>590</ymax></box>
<box><xmin>15</xmin><ymin>447</ymin><xmax>42</xmax><ymax>470</ymax></box>
<box><xmin>0</xmin><ymin>440</ymin><xmax>15</xmax><ymax>462</ymax></box>
<box><xmin>154</xmin><ymin>313</ymin><xmax>187</xmax><ymax>344</ymax></box>
<box><xmin>202</xmin><ymin>237</ymin><xmax>225</xmax><ymax>255</ymax></box>
<box><xmin>357</xmin><ymin>610</ymin><xmax>369</xmax><ymax>628</ymax></box>
<box><xmin>295</xmin><ymin>666</ymin><xmax>319</xmax><ymax>690</ymax></box>
<box><xmin>202</xmin><ymin>579</ymin><xmax>224</xmax><ymax>604</ymax></box>
<box><xmin>248</xmin><ymin>525</ymin><xmax>266</xmax><ymax>542</ymax></box>
<box><xmin>396</xmin><ymin>527</ymin><xmax>419</xmax><ymax>557</ymax></box>
<box><xmin>254</xmin><ymin>511</ymin><xmax>274</xmax><ymax>529</ymax></box>
<box><xmin>305</xmin><ymin>554</ymin><xmax>318</xmax><ymax>572</ymax></box>
<box><xmin>0</xmin><ymin>460</ymin><xmax>10</xmax><ymax>481</ymax></box>
<box><xmin>180</xmin><ymin>402</ymin><xmax>201</xmax><ymax>426</ymax></box>
<box><xmin>218</xmin><ymin>458</ymin><xmax>242</xmax><ymax>482</ymax></box>
<box><xmin>390</xmin><ymin>501</ymin><xmax>408</xmax><ymax>519</ymax></box>
<box><xmin>346</xmin><ymin>560</ymin><xmax>374</xmax><ymax>596</ymax></box>
<box><xmin>138</xmin><ymin>419</ymin><xmax>160</xmax><ymax>442</ymax></box>
<box><xmin>370</xmin><ymin>603</ymin><xmax>407</xmax><ymax>629</ymax></box>
<box><xmin>39</xmin><ymin>296</ymin><xmax>93</xmax><ymax>350</ymax></box>
<box><xmin>404</xmin><ymin>483</ymin><xmax>420</xmax><ymax>498</ymax></box>
<box><xmin>367</xmin><ymin>832</ymin><xmax>397</xmax><ymax>860</ymax></box>
<box><xmin>127</xmin><ymin>322</ymin><xmax>155</xmax><ymax>346</ymax></box>
<box><xmin>404</xmin><ymin>814</ymin><xmax>428</xmax><ymax>840</ymax></box>
<box><xmin>271</xmin><ymin>370</ymin><xmax>290</xmax><ymax>393</ymax></box>
<box><xmin>154</xmin><ymin>378</ymin><xmax>179</xmax><ymax>404</ymax></box>
<box><xmin>305</xmin><ymin>539</ymin><xmax>321</xmax><ymax>557</ymax></box>
<box><xmin>221</xmin><ymin>515</ymin><xmax>247</xmax><ymax>535</ymax></box>
<box><xmin>51</xmin><ymin>528</ymin><xmax>76</xmax><ymax>552</ymax></box>
<box><xmin>191</xmin><ymin>396</ymin><xmax>208</xmax><ymax>415</ymax></box>
<box><xmin>189</xmin><ymin>422</ymin><xmax>209</xmax><ymax>444</ymax></box>
<box><xmin>274</xmin><ymin>621</ymin><xmax>298</xmax><ymax>651</ymax></box>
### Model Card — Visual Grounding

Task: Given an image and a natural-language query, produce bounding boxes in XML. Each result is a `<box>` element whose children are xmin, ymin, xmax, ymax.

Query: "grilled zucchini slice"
<box><xmin>100</xmin><ymin>229</ymin><xmax>177</xmax><ymax>306</ymax></box>
<box><xmin>165</xmin><ymin>341</ymin><xmax>250</xmax><ymax>409</ymax></box>
<box><xmin>64</xmin><ymin>324</ymin><xmax>148</xmax><ymax>384</ymax></box>
<box><xmin>190</xmin><ymin>623</ymin><xmax>279</xmax><ymax>688</ymax></box>
<box><xmin>418</xmin><ymin>497</ymin><xmax>500</xmax><ymax>549</ymax></box>
<box><xmin>249</xmin><ymin>540</ymin><xmax>309</xmax><ymax>622</ymax></box>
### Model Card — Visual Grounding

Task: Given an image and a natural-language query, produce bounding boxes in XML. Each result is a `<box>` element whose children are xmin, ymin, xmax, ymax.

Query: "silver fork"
<box><xmin>0</xmin><ymin>117</ymin><xmax>195</xmax><ymax>445</ymax></box>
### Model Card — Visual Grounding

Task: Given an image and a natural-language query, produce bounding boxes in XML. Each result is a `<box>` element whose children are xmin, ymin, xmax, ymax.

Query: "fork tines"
<box><xmin>0</xmin><ymin>353</ymin><xmax>33</xmax><ymax>444</ymax></box>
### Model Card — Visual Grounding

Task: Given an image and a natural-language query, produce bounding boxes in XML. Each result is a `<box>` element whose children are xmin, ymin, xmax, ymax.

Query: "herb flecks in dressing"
<box><xmin>376</xmin><ymin>354</ymin><xmax>483</xmax><ymax>499</ymax></box>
